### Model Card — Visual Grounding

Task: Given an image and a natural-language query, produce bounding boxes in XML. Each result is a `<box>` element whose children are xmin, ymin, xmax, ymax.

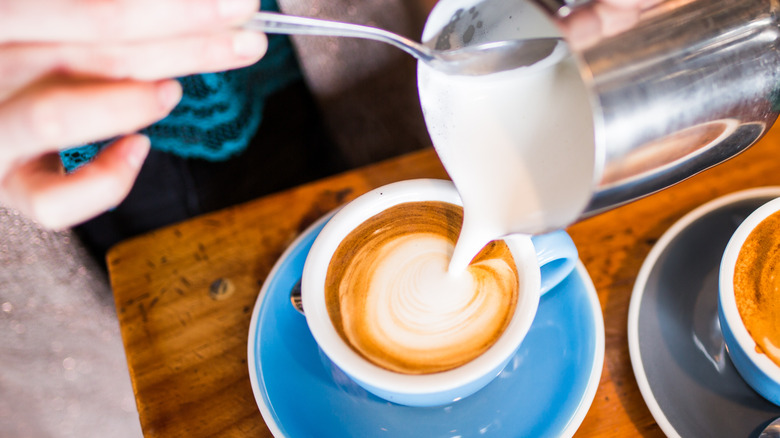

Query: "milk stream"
<box><xmin>417</xmin><ymin>1</ymin><xmax>597</xmax><ymax>273</ymax></box>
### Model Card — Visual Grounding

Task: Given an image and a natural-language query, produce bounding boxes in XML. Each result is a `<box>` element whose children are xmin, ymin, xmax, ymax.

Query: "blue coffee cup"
<box><xmin>302</xmin><ymin>179</ymin><xmax>578</xmax><ymax>407</ymax></box>
<box><xmin>720</xmin><ymin>197</ymin><xmax>780</xmax><ymax>406</ymax></box>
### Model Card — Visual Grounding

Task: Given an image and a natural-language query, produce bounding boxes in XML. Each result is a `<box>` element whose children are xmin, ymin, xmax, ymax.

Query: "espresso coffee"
<box><xmin>324</xmin><ymin>201</ymin><xmax>519</xmax><ymax>375</ymax></box>
<box><xmin>734</xmin><ymin>210</ymin><xmax>780</xmax><ymax>367</ymax></box>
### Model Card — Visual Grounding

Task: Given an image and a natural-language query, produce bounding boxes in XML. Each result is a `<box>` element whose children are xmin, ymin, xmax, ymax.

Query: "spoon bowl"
<box><xmin>290</xmin><ymin>279</ymin><xmax>304</xmax><ymax>315</ymax></box>
<box><xmin>761</xmin><ymin>417</ymin><xmax>780</xmax><ymax>438</ymax></box>
<box><xmin>244</xmin><ymin>12</ymin><xmax>567</xmax><ymax>76</ymax></box>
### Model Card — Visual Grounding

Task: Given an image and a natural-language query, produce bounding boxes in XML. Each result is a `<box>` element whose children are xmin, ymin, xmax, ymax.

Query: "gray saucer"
<box><xmin>628</xmin><ymin>187</ymin><xmax>780</xmax><ymax>438</ymax></box>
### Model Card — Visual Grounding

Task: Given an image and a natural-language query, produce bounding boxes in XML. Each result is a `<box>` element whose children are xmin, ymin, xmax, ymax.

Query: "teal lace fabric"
<box><xmin>60</xmin><ymin>0</ymin><xmax>301</xmax><ymax>172</ymax></box>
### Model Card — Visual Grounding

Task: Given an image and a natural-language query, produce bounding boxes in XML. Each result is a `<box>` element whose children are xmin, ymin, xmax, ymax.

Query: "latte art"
<box><xmin>325</xmin><ymin>201</ymin><xmax>519</xmax><ymax>374</ymax></box>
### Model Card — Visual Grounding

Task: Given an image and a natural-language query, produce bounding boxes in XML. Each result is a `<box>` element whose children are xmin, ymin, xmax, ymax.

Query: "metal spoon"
<box><xmin>244</xmin><ymin>12</ymin><xmax>566</xmax><ymax>76</ymax></box>
<box><xmin>290</xmin><ymin>279</ymin><xmax>304</xmax><ymax>315</ymax></box>
<box><xmin>761</xmin><ymin>417</ymin><xmax>780</xmax><ymax>438</ymax></box>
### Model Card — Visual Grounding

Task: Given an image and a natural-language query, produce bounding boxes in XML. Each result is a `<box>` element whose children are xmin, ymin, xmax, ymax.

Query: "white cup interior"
<box><xmin>720</xmin><ymin>196</ymin><xmax>780</xmax><ymax>383</ymax></box>
<box><xmin>301</xmin><ymin>179</ymin><xmax>542</xmax><ymax>395</ymax></box>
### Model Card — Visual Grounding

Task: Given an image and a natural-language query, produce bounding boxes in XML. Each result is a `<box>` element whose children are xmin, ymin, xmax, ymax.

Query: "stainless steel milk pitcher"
<box><xmin>429</xmin><ymin>0</ymin><xmax>780</xmax><ymax>222</ymax></box>
<box><xmin>572</xmin><ymin>0</ymin><xmax>780</xmax><ymax>215</ymax></box>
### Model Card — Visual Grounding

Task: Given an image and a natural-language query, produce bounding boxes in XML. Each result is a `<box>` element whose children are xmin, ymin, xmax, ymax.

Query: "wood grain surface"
<box><xmin>108</xmin><ymin>123</ymin><xmax>780</xmax><ymax>437</ymax></box>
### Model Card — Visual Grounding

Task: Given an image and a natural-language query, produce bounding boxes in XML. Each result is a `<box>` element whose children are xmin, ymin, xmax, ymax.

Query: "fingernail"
<box><xmin>157</xmin><ymin>80</ymin><xmax>182</xmax><ymax>111</ymax></box>
<box><xmin>126</xmin><ymin>136</ymin><xmax>151</xmax><ymax>169</ymax></box>
<box><xmin>218</xmin><ymin>0</ymin><xmax>258</xmax><ymax>19</ymax></box>
<box><xmin>233</xmin><ymin>31</ymin><xmax>267</xmax><ymax>58</ymax></box>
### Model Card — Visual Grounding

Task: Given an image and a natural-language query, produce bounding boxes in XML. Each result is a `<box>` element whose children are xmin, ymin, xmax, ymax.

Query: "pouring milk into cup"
<box><xmin>301</xmin><ymin>179</ymin><xmax>577</xmax><ymax>407</ymax></box>
<box><xmin>303</xmin><ymin>0</ymin><xmax>780</xmax><ymax>408</ymax></box>
<box><xmin>419</xmin><ymin>0</ymin><xmax>780</xmax><ymax>245</ymax></box>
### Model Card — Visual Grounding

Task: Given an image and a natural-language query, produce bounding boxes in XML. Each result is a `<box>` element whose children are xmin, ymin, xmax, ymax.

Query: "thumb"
<box><xmin>0</xmin><ymin>134</ymin><xmax>150</xmax><ymax>229</ymax></box>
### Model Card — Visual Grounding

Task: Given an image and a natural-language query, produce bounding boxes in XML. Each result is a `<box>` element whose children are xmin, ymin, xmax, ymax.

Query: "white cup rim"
<box><xmin>300</xmin><ymin>179</ymin><xmax>541</xmax><ymax>395</ymax></box>
<box><xmin>720</xmin><ymin>196</ymin><xmax>780</xmax><ymax>383</ymax></box>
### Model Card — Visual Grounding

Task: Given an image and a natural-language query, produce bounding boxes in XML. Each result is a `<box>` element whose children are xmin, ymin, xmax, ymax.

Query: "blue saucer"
<box><xmin>248</xmin><ymin>214</ymin><xmax>604</xmax><ymax>438</ymax></box>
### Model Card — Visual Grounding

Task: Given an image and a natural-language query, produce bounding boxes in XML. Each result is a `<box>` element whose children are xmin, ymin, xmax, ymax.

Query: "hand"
<box><xmin>0</xmin><ymin>0</ymin><xmax>267</xmax><ymax>229</ymax></box>
<box><xmin>558</xmin><ymin>0</ymin><xmax>662</xmax><ymax>50</ymax></box>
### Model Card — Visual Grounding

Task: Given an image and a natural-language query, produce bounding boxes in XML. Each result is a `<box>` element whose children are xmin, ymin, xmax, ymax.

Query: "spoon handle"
<box><xmin>244</xmin><ymin>12</ymin><xmax>435</xmax><ymax>62</ymax></box>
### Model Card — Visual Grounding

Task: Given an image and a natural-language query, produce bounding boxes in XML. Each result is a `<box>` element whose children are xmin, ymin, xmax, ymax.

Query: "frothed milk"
<box><xmin>418</xmin><ymin>0</ymin><xmax>596</xmax><ymax>271</ymax></box>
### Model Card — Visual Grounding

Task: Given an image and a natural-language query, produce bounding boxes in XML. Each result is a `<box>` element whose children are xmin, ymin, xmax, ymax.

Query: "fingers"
<box><xmin>0</xmin><ymin>30</ymin><xmax>267</xmax><ymax>97</ymax></box>
<box><xmin>0</xmin><ymin>0</ymin><xmax>260</xmax><ymax>43</ymax></box>
<box><xmin>0</xmin><ymin>0</ymin><xmax>266</xmax><ymax>229</ymax></box>
<box><xmin>558</xmin><ymin>0</ymin><xmax>667</xmax><ymax>50</ymax></box>
<box><xmin>559</xmin><ymin>2</ymin><xmax>642</xmax><ymax>50</ymax></box>
<box><xmin>600</xmin><ymin>0</ymin><xmax>664</xmax><ymax>8</ymax></box>
<box><xmin>65</xmin><ymin>30</ymin><xmax>268</xmax><ymax>80</ymax></box>
<box><xmin>0</xmin><ymin>77</ymin><xmax>181</xmax><ymax>160</ymax></box>
<box><xmin>0</xmin><ymin>135</ymin><xmax>150</xmax><ymax>229</ymax></box>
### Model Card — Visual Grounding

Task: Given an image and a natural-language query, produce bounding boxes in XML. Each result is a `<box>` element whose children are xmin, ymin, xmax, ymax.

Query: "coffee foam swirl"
<box><xmin>325</xmin><ymin>201</ymin><xmax>518</xmax><ymax>374</ymax></box>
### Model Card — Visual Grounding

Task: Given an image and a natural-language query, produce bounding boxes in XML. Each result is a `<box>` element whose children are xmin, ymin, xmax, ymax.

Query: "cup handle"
<box><xmin>530</xmin><ymin>230</ymin><xmax>578</xmax><ymax>295</ymax></box>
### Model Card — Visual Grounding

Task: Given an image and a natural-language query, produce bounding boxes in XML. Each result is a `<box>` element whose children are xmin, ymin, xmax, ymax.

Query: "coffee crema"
<box><xmin>325</xmin><ymin>201</ymin><xmax>519</xmax><ymax>375</ymax></box>
<box><xmin>734</xmin><ymin>210</ymin><xmax>780</xmax><ymax>367</ymax></box>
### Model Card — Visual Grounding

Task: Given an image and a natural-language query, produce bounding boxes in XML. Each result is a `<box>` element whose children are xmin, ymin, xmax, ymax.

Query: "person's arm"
<box><xmin>0</xmin><ymin>0</ymin><xmax>266</xmax><ymax>229</ymax></box>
